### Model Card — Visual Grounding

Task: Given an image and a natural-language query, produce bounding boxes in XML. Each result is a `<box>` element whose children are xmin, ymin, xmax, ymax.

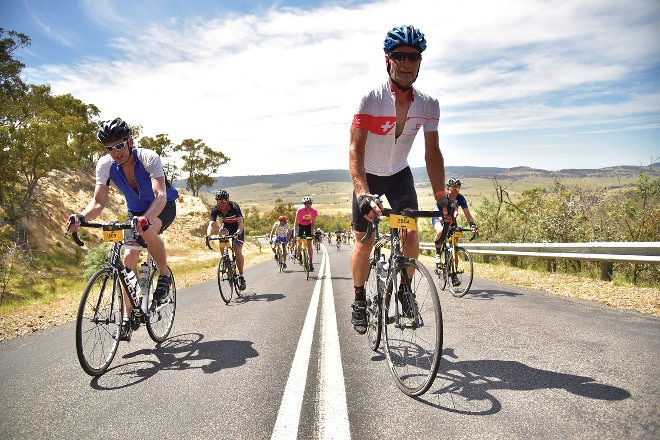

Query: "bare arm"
<box><xmin>424</xmin><ymin>131</ymin><xmax>445</xmax><ymax>199</ymax></box>
<box><xmin>81</xmin><ymin>184</ymin><xmax>110</xmax><ymax>221</ymax></box>
<box><xmin>349</xmin><ymin>126</ymin><xmax>370</xmax><ymax>197</ymax></box>
<box><xmin>143</xmin><ymin>176</ymin><xmax>168</xmax><ymax>223</ymax></box>
<box><xmin>462</xmin><ymin>207</ymin><xmax>476</xmax><ymax>225</ymax></box>
<box><xmin>206</xmin><ymin>220</ymin><xmax>217</xmax><ymax>237</ymax></box>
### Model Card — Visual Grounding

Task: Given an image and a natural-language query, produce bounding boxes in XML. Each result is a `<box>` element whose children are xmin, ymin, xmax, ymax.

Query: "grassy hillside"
<box><xmin>191</xmin><ymin>163</ymin><xmax>659</xmax><ymax>213</ymax></box>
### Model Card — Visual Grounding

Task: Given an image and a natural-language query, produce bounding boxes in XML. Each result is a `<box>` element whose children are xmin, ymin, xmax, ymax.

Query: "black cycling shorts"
<box><xmin>352</xmin><ymin>166</ymin><xmax>418</xmax><ymax>233</ymax></box>
<box><xmin>128</xmin><ymin>200</ymin><xmax>177</xmax><ymax>234</ymax></box>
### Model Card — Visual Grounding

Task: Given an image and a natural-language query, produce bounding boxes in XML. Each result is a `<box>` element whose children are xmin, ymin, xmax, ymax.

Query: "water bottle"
<box><xmin>435</xmin><ymin>253</ymin><xmax>441</xmax><ymax>264</ymax></box>
<box><xmin>123</xmin><ymin>267</ymin><xmax>138</xmax><ymax>296</ymax></box>
<box><xmin>138</xmin><ymin>262</ymin><xmax>150</xmax><ymax>295</ymax></box>
<box><xmin>376</xmin><ymin>255</ymin><xmax>387</xmax><ymax>292</ymax></box>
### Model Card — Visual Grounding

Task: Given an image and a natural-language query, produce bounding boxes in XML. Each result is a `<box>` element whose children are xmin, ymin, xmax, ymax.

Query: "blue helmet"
<box><xmin>383</xmin><ymin>25</ymin><xmax>426</xmax><ymax>54</ymax></box>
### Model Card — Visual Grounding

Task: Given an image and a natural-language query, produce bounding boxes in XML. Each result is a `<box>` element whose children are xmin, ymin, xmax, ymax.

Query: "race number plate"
<box><xmin>390</xmin><ymin>214</ymin><xmax>417</xmax><ymax>231</ymax></box>
<box><xmin>102</xmin><ymin>229</ymin><xmax>123</xmax><ymax>242</ymax></box>
<box><xmin>454</xmin><ymin>231</ymin><xmax>463</xmax><ymax>238</ymax></box>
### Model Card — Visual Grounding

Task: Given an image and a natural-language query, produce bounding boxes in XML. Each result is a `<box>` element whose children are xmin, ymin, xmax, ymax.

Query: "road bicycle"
<box><xmin>66</xmin><ymin>217</ymin><xmax>176</xmax><ymax>376</ymax></box>
<box><xmin>335</xmin><ymin>235</ymin><xmax>341</xmax><ymax>251</ymax></box>
<box><xmin>272</xmin><ymin>241</ymin><xmax>286</xmax><ymax>273</ymax></box>
<box><xmin>314</xmin><ymin>236</ymin><xmax>322</xmax><ymax>253</ymax></box>
<box><xmin>298</xmin><ymin>235</ymin><xmax>312</xmax><ymax>280</ymax></box>
<box><xmin>435</xmin><ymin>225</ymin><xmax>476</xmax><ymax>297</ymax></box>
<box><xmin>363</xmin><ymin>202</ymin><xmax>442</xmax><ymax>396</ymax></box>
<box><xmin>206</xmin><ymin>232</ymin><xmax>243</xmax><ymax>304</ymax></box>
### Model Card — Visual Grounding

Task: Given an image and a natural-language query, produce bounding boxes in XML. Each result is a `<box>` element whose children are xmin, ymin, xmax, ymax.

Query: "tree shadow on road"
<box><xmin>90</xmin><ymin>333</ymin><xmax>257</xmax><ymax>390</ymax></box>
<box><xmin>417</xmin><ymin>347</ymin><xmax>631</xmax><ymax>414</ymax></box>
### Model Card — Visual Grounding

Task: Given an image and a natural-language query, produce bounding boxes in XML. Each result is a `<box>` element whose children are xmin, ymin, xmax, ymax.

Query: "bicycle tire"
<box><xmin>276</xmin><ymin>245</ymin><xmax>283</xmax><ymax>273</ymax></box>
<box><xmin>365</xmin><ymin>257</ymin><xmax>382</xmax><ymax>351</ymax></box>
<box><xmin>302</xmin><ymin>248</ymin><xmax>310</xmax><ymax>281</ymax></box>
<box><xmin>75</xmin><ymin>267</ymin><xmax>122</xmax><ymax>376</ymax></box>
<box><xmin>447</xmin><ymin>247</ymin><xmax>474</xmax><ymax>297</ymax></box>
<box><xmin>146</xmin><ymin>265</ymin><xmax>176</xmax><ymax>342</ymax></box>
<box><xmin>383</xmin><ymin>259</ymin><xmax>443</xmax><ymax>396</ymax></box>
<box><xmin>436</xmin><ymin>252</ymin><xmax>448</xmax><ymax>291</ymax></box>
<box><xmin>217</xmin><ymin>252</ymin><xmax>234</xmax><ymax>304</ymax></box>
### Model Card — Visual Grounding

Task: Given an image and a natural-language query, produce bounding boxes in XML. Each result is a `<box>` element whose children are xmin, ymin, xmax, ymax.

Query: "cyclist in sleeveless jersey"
<box><xmin>348</xmin><ymin>25</ymin><xmax>454</xmax><ymax>334</ymax></box>
<box><xmin>294</xmin><ymin>196</ymin><xmax>317</xmax><ymax>271</ymax></box>
<box><xmin>270</xmin><ymin>215</ymin><xmax>292</xmax><ymax>268</ymax></box>
<box><xmin>206</xmin><ymin>190</ymin><xmax>247</xmax><ymax>290</ymax></box>
<box><xmin>69</xmin><ymin>118</ymin><xmax>178</xmax><ymax>338</ymax></box>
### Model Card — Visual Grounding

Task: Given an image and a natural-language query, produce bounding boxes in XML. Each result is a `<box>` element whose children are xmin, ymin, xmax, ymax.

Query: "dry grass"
<box><xmin>419</xmin><ymin>254</ymin><xmax>659</xmax><ymax>317</ymax></box>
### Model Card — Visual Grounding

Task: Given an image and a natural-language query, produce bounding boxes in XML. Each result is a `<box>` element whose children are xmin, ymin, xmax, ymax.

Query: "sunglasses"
<box><xmin>448</xmin><ymin>186</ymin><xmax>460</xmax><ymax>191</ymax></box>
<box><xmin>389</xmin><ymin>52</ymin><xmax>422</xmax><ymax>62</ymax></box>
<box><xmin>105</xmin><ymin>139</ymin><xmax>128</xmax><ymax>152</ymax></box>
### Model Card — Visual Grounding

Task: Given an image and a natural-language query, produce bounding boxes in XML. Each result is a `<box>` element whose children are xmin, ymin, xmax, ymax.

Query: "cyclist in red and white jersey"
<box><xmin>294</xmin><ymin>196</ymin><xmax>317</xmax><ymax>271</ymax></box>
<box><xmin>348</xmin><ymin>25</ymin><xmax>453</xmax><ymax>334</ymax></box>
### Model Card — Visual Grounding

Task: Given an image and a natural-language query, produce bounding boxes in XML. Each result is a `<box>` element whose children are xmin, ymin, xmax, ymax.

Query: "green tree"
<box><xmin>139</xmin><ymin>133</ymin><xmax>179</xmax><ymax>183</ymax></box>
<box><xmin>174</xmin><ymin>139</ymin><xmax>229</xmax><ymax>196</ymax></box>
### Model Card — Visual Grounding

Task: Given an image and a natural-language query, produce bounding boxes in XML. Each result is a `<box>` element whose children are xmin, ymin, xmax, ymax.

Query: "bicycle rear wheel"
<box><xmin>447</xmin><ymin>247</ymin><xmax>474</xmax><ymax>297</ymax></box>
<box><xmin>146</xmin><ymin>265</ymin><xmax>176</xmax><ymax>342</ymax></box>
<box><xmin>75</xmin><ymin>268</ymin><xmax>122</xmax><ymax>376</ymax></box>
<box><xmin>365</xmin><ymin>257</ymin><xmax>382</xmax><ymax>351</ymax></box>
<box><xmin>217</xmin><ymin>253</ymin><xmax>234</xmax><ymax>304</ymax></box>
<box><xmin>383</xmin><ymin>259</ymin><xmax>442</xmax><ymax>396</ymax></box>
<box><xmin>436</xmin><ymin>252</ymin><xmax>448</xmax><ymax>291</ymax></box>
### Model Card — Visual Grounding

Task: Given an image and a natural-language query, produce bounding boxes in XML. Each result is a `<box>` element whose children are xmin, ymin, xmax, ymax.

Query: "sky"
<box><xmin>4</xmin><ymin>0</ymin><xmax>660</xmax><ymax>176</ymax></box>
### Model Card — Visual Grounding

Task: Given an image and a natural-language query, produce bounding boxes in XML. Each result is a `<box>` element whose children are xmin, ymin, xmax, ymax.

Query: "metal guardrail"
<box><xmin>419</xmin><ymin>241</ymin><xmax>660</xmax><ymax>264</ymax></box>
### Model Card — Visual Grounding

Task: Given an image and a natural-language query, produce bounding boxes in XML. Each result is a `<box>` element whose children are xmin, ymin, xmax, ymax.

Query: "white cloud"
<box><xmin>23</xmin><ymin>0</ymin><xmax>660</xmax><ymax>175</ymax></box>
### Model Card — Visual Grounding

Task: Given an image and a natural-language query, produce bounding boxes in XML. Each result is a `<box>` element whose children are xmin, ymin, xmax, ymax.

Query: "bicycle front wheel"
<box><xmin>217</xmin><ymin>253</ymin><xmax>234</xmax><ymax>304</ymax></box>
<box><xmin>302</xmin><ymin>249</ymin><xmax>310</xmax><ymax>281</ymax></box>
<box><xmin>365</xmin><ymin>257</ymin><xmax>382</xmax><ymax>351</ymax></box>
<box><xmin>447</xmin><ymin>247</ymin><xmax>474</xmax><ymax>297</ymax></box>
<box><xmin>75</xmin><ymin>268</ymin><xmax>122</xmax><ymax>376</ymax></box>
<box><xmin>383</xmin><ymin>259</ymin><xmax>442</xmax><ymax>396</ymax></box>
<box><xmin>276</xmin><ymin>245</ymin><xmax>283</xmax><ymax>273</ymax></box>
<box><xmin>146</xmin><ymin>265</ymin><xmax>176</xmax><ymax>343</ymax></box>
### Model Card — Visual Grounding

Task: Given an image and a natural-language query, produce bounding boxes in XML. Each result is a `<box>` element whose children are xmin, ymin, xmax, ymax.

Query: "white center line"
<box><xmin>271</xmin><ymin>246</ymin><xmax>351</xmax><ymax>440</ymax></box>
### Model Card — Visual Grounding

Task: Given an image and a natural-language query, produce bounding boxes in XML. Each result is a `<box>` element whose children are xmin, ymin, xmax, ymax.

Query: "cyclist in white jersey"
<box><xmin>269</xmin><ymin>215</ymin><xmax>291</xmax><ymax>268</ymax></box>
<box><xmin>348</xmin><ymin>25</ymin><xmax>454</xmax><ymax>334</ymax></box>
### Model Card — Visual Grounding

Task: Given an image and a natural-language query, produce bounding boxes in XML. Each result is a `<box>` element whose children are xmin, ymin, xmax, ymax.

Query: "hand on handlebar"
<box><xmin>470</xmin><ymin>222</ymin><xmax>479</xmax><ymax>235</ymax></box>
<box><xmin>436</xmin><ymin>196</ymin><xmax>457</xmax><ymax>223</ymax></box>
<box><xmin>357</xmin><ymin>194</ymin><xmax>382</xmax><ymax>220</ymax></box>
<box><xmin>65</xmin><ymin>213</ymin><xmax>85</xmax><ymax>234</ymax></box>
<box><xmin>204</xmin><ymin>236</ymin><xmax>212</xmax><ymax>250</ymax></box>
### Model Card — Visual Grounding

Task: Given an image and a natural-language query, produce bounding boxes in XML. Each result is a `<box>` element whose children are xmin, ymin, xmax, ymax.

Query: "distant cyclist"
<box><xmin>269</xmin><ymin>215</ymin><xmax>291</xmax><ymax>268</ymax></box>
<box><xmin>432</xmin><ymin>178</ymin><xmax>478</xmax><ymax>243</ymax></box>
<box><xmin>206</xmin><ymin>190</ymin><xmax>247</xmax><ymax>290</ymax></box>
<box><xmin>313</xmin><ymin>228</ymin><xmax>324</xmax><ymax>247</ymax></box>
<box><xmin>294</xmin><ymin>196</ymin><xmax>317</xmax><ymax>271</ymax></box>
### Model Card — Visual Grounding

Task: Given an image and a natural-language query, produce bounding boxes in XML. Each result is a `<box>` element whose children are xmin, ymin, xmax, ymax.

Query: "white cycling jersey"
<box><xmin>351</xmin><ymin>82</ymin><xmax>440</xmax><ymax>176</ymax></box>
<box><xmin>272</xmin><ymin>222</ymin><xmax>291</xmax><ymax>238</ymax></box>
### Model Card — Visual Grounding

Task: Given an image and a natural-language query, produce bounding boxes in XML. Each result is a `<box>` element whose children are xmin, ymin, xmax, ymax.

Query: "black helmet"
<box><xmin>215</xmin><ymin>190</ymin><xmax>229</xmax><ymax>200</ymax></box>
<box><xmin>383</xmin><ymin>25</ymin><xmax>427</xmax><ymax>54</ymax></box>
<box><xmin>97</xmin><ymin>117</ymin><xmax>132</xmax><ymax>143</ymax></box>
<box><xmin>447</xmin><ymin>178</ymin><xmax>462</xmax><ymax>188</ymax></box>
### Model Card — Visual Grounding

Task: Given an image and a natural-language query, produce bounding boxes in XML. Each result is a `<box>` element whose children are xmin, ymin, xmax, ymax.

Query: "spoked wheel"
<box><xmin>75</xmin><ymin>268</ymin><xmax>122</xmax><ymax>376</ymax></box>
<box><xmin>302</xmin><ymin>250</ymin><xmax>310</xmax><ymax>281</ymax></box>
<box><xmin>447</xmin><ymin>247</ymin><xmax>474</xmax><ymax>297</ymax></box>
<box><xmin>217</xmin><ymin>253</ymin><xmax>234</xmax><ymax>304</ymax></box>
<box><xmin>276</xmin><ymin>246</ymin><xmax>284</xmax><ymax>273</ymax></box>
<box><xmin>437</xmin><ymin>251</ymin><xmax>449</xmax><ymax>291</ymax></box>
<box><xmin>365</xmin><ymin>258</ymin><xmax>382</xmax><ymax>351</ymax></box>
<box><xmin>383</xmin><ymin>260</ymin><xmax>442</xmax><ymax>397</ymax></box>
<box><xmin>146</xmin><ymin>265</ymin><xmax>176</xmax><ymax>343</ymax></box>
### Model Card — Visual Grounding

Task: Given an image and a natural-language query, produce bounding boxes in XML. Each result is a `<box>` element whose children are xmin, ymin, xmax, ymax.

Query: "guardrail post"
<box><xmin>600</xmin><ymin>262</ymin><xmax>613</xmax><ymax>281</ymax></box>
<box><xmin>546</xmin><ymin>260</ymin><xmax>556</xmax><ymax>272</ymax></box>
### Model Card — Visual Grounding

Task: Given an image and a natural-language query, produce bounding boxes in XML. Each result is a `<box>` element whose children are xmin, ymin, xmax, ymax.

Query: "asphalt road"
<box><xmin>0</xmin><ymin>244</ymin><xmax>658</xmax><ymax>439</ymax></box>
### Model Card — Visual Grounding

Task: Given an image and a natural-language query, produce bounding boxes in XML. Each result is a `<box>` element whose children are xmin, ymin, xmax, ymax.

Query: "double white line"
<box><xmin>271</xmin><ymin>246</ymin><xmax>351</xmax><ymax>440</ymax></box>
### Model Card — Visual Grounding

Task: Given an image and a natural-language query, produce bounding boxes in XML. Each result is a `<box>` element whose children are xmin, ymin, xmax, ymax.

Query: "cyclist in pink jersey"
<box><xmin>294</xmin><ymin>196</ymin><xmax>318</xmax><ymax>271</ymax></box>
<box><xmin>348</xmin><ymin>25</ymin><xmax>454</xmax><ymax>334</ymax></box>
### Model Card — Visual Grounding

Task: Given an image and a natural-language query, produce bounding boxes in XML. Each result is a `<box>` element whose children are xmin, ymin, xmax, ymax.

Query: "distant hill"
<box><xmin>175</xmin><ymin>163</ymin><xmax>659</xmax><ymax>191</ymax></box>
